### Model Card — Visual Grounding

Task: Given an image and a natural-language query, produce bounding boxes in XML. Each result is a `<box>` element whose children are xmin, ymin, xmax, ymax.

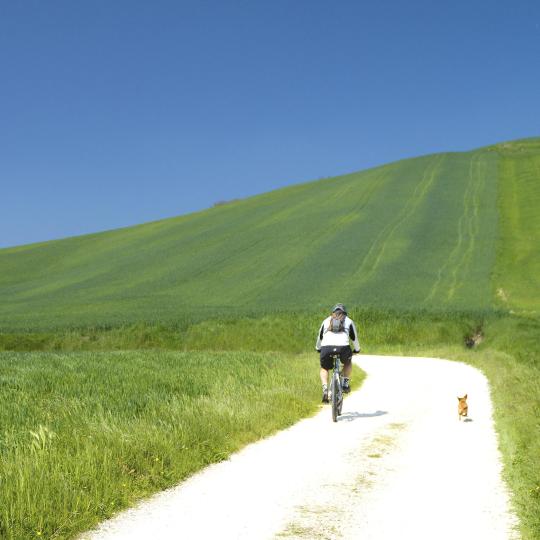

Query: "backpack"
<box><xmin>327</xmin><ymin>311</ymin><xmax>346</xmax><ymax>333</ymax></box>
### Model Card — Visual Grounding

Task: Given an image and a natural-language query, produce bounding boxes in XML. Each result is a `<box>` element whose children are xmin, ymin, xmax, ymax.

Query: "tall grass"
<box><xmin>0</xmin><ymin>307</ymin><xmax>483</xmax><ymax>353</ymax></box>
<box><xmin>0</xmin><ymin>350</ymin><xmax>364</xmax><ymax>539</ymax></box>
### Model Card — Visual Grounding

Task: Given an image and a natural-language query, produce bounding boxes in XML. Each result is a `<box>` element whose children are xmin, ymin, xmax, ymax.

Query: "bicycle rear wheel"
<box><xmin>331</xmin><ymin>374</ymin><xmax>340</xmax><ymax>422</ymax></box>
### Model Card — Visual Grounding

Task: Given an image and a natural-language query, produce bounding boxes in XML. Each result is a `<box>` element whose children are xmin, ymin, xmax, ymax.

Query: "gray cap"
<box><xmin>332</xmin><ymin>303</ymin><xmax>347</xmax><ymax>314</ymax></box>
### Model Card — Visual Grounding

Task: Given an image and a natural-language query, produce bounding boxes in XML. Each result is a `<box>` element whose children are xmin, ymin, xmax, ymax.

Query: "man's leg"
<box><xmin>342</xmin><ymin>355</ymin><xmax>353</xmax><ymax>393</ymax></box>
<box><xmin>320</xmin><ymin>368</ymin><xmax>329</xmax><ymax>402</ymax></box>
<box><xmin>320</xmin><ymin>367</ymin><xmax>329</xmax><ymax>386</ymax></box>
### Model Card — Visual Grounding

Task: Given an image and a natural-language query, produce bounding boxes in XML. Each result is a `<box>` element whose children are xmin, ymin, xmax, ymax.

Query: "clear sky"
<box><xmin>1</xmin><ymin>0</ymin><xmax>539</xmax><ymax>248</ymax></box>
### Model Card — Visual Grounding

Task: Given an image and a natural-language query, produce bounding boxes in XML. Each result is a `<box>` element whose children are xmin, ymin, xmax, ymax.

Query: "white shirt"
<box><xmin>315</xmin><ymin>315</ymin><xmax>361</xmax><ymax>351</ymax></box>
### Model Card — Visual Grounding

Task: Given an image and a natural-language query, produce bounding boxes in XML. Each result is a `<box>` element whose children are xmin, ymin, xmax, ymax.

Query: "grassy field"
<box><xmin>0</xmin><ymin>349</ymin><xmax>364</xmax><ymax>539</ymax></box>
<box><xmin>1</xmin><ymin>138</ymin><xmax>538</xmax><ymax>330</ymax></box>
<box><xmin>1</xmin><ymin>137</ymin><xmax>539</xmax><ymax>538</ymax></box>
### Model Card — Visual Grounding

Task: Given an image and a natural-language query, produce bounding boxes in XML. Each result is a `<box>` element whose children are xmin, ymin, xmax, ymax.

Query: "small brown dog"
<box><xmin>457</xmin><ymin>394</ymin><xmax>468</xmax><ymax>421</ymax></box>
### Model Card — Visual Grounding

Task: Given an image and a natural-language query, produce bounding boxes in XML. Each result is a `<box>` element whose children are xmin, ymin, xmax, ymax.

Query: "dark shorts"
<box><xmin>319</xmin><ymin>345</ymin><xmax>352</xmax><ymax>370</ymax></box>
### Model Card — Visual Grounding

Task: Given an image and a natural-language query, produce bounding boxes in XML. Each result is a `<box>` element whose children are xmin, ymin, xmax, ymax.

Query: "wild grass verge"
<box><xmin>0</xmin><ymin>307</ymin><xmax>486</xmax><ymax>353</ymax></box>
<box><xmin>0</xmin><ymin>350</ymin><xmax>363</xmax><ymax>540</ymax></box>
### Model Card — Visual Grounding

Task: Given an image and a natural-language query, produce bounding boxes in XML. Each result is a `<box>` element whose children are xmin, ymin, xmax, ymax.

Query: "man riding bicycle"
<box><xmin>315</xmin><ymin>303</ymin><xmax>360</xmax><ymax>403</ymax></box>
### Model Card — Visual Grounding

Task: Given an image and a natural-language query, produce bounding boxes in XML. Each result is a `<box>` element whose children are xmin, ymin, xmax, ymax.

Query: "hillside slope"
<box><xmin>1</xmin><ymin>138</ymin><xmax>538</xmax><ymax>329</ymax></box>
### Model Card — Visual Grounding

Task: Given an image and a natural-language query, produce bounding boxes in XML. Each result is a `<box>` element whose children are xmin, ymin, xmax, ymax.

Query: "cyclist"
<box><xmin>315</xmin><ymin>303</ymin><xmax>360</xmax><ymax>403</ymax></box>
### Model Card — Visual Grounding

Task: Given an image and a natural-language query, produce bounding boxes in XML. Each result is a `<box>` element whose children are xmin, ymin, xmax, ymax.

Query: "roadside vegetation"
<box><xmin>0</xmin><ymin>348</ymin><xmax>363</xmax><ymax>539</ymax></box>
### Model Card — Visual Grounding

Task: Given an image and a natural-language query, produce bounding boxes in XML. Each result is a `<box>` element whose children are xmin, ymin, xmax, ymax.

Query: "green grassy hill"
<box><xmin>1</xmin><ymin>137</ymin><xmax>539</xmax><ymax>330</ymax></box>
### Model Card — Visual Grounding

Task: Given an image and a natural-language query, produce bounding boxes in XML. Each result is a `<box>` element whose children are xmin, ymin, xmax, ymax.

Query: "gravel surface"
<box><xmin>82</xmin><ymin>355</ymin><xmax>520</xmax><ymax>540</ymax></box>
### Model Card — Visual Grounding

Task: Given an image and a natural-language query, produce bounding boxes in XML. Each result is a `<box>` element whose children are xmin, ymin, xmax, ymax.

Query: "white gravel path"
<box><xmin>82</xmin><ymin>355</ymin><xmax>520</xmax><ymax>540</ymax></box>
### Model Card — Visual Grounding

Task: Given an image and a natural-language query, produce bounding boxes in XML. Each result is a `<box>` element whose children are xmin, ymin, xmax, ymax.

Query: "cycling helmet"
<box><xmin>332</xmin><ymin>303</ymin><xmax>347</xmax><ymax>314</ymax></box>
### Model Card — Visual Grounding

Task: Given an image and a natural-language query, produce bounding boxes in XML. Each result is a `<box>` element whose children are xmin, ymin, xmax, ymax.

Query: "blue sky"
<box><xmin>1</xmin><ymin>0</ymin><xmax>539</xmax><ymax>248</ymax></box>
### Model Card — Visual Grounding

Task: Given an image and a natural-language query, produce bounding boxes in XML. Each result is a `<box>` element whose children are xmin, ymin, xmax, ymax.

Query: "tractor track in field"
<box><xmin>354</xmin><ymin>156</ymin><xmax>443</xmax><ymax>287</ymax></box>
<box><xmin>447</xmin><ymin>154</ymin><xmax>485</xmax><ymax>301</ymax></box>
<box><xmin>425</xmin><ymin>153</ymin><xmax>487</xmax><ymax>304</ymax></box>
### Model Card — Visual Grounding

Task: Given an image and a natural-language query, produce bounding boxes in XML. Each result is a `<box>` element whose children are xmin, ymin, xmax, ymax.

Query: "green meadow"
<box><xmin>0</xmin><ymin>137</ymin><xmax>539</xmax><ymax>539</ymax></box>
<box><xmin>1</xmin><ymin>350</ymin><xmax>361</xmax><ymax>539</ymax></box>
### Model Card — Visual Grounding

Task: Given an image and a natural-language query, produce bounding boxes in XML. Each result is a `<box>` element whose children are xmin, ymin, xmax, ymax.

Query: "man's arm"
<box><xmin>315</xmin><ymin>322</ymin><xmax>325</xmax><ymax>351</ymax></box>
<box><xmin>349</xmin><ymin>320</ymin><xmax>361</xmax><ymax>353</ymax></box>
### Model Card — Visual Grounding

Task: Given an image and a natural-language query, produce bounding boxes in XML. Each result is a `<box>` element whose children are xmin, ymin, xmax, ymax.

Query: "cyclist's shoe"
<box><xmin>322</xmin><ymin>386</ymin><xmax>329</xmax><ymax>403</ymax></box>
<box><xmin>342</xmin><ymin>378</ymin><xmax>351</xmax><ymax>394</ymax></box>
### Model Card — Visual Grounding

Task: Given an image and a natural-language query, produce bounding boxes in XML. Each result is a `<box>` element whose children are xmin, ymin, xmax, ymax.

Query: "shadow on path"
<box><xmin>339</xmin><ymin>410</ymin><xmax>388</xmax><ymax>422</ymax></box>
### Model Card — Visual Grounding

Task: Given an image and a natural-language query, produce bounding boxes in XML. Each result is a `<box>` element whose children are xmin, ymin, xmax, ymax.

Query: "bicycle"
<box><xmin>329</xmin><ymin>353</ymin><xmax>344</xmax><ymax>422</ymax></box>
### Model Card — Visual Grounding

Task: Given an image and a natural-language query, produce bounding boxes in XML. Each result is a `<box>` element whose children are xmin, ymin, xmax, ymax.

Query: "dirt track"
<box><xmin>83</xmin><ymin>355</ymin><xmax>519</xmax><ymax>540</ymax></box>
